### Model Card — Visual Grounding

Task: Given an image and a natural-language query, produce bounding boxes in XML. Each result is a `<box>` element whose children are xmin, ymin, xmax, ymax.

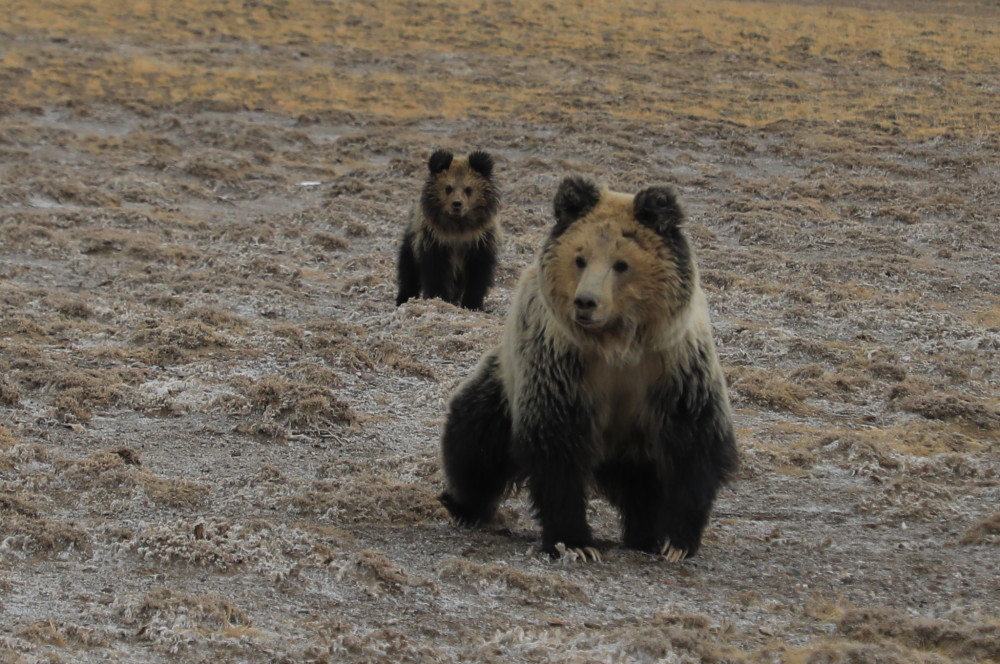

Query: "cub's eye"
<box><xmin>445</xmin><ymin>185</ymin><xmax>454</xmax><ymax>194</ymax></box>
<box><xmin>575</xmin><ymin>256</ymin><xmax>587</xmax><ymax>269</ymax></box>
<box><xmin>464</xmin><ymin>187</ymin><xmax>473</xmax><ymax>196</ymax></box>
<box><xmin>613</xmin><ymin>260</ymin><xmax>629</xmax><ymax>273</ymax></box>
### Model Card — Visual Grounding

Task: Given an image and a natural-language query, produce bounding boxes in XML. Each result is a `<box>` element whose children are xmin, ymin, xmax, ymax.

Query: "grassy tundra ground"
<box><xmin>1</xmin><ymin>0</ymin><xmax>998</xmax><ymax>661</ymax></box>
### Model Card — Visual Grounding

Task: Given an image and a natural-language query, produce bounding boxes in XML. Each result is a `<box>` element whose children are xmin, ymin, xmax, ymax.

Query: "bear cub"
<box><xmin>439</xmin><ymin>176</ymin><xmax>738</xmax><ymax>561</ymax></box>
<box><xmin>395</xmin><ymin>149</ymin><xmax>501</xmax><ymax>310</ymax></box>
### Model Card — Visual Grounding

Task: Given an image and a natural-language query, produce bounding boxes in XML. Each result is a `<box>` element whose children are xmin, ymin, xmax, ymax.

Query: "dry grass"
<box><xmin>229</xmin><ymin>374</ymin><xmax>355</xmax><ymax>442</ymax></box>
<box><xmin>961</xmin><ymin>512</ymin><xmax>1000</xmax><ymax>545</ymax></box>
<box><xmin>0</xmin><ymin>513</ymin><xmax>92</xmax><ymax>556</ymax></box>
<box><xmin>59</xmin><ymin>448</ymin><xmax>210</xmax><ymax>509</ymax></box>
<box><xmin>439</xmin><ymin>558</ymin><xmax>588</xmax><ymax>603</ymax></box>
<box><xmin>728</xmin><ymin>366</ymin><xmax>812</xmax><ymax>413</ymax></box>
<box><xmin>17</xmin><ymin>620</ymin><xmax>110</xmax><ymax>649</ymax></box>
<box><xmin>354</xmin><ymin>549</ymin><xmax>436</xmax><ymax>596</ymax></box>
<box><xmin>112</xmin><ymin>588</ymin><xmax>254</xmax><ymax>652</ymax></box>
<box><xmin>893</xmin><ymin>391</ymin><xmax>1000</xmax><ymax>431</ymax></box>
<box><xmin>285</xmin><ymin>474</ymin><xmax>446</xmax><ymax>526</ymax></box>
<box><xmin>837</xmin><ymin>608</ymin><xmax>1000</xmax><ymax>661</ymax></box>
<box><xmin>5</xmin><ymin>0</ymin><xmax>998</xmax><ymax>135</ymax></box>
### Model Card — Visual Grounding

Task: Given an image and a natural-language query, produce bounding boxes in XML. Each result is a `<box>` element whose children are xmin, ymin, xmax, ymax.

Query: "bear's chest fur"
<box><xmin>583</xmin><ymin>352</ymin><xmax>668</xmax><ymax>460</ymax></box>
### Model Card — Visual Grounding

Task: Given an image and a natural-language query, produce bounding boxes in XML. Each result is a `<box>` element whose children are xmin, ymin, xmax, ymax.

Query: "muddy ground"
<box><xmin>1</xmin><ymin>0</ymin><xmax>998</xmax><ymax>662</ymax></box>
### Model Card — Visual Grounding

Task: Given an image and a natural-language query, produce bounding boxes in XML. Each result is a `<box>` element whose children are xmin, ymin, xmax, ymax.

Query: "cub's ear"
<box><xmin>428</xmin><ymin>150</ymin><xmax>454</xmax><ymax>175</ymax></box>
<box><xmin>552</xmin><ymin>176</ymin><xmax>600</xmax><ymax>238</ymax></box>
<box><xmin>634</xmin><ymin>185</ymin><xmax>684</xmax><ymax>235</ymax></box>
<box><xmin>468</xmin><ymin>151</ymin><xmax>494</xmax><ymax>178</ymax></box>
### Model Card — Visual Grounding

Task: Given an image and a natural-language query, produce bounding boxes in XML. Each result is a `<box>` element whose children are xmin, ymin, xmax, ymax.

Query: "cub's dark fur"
<box><xmin>439</xmin><ymin>176</ymin><xmax>738</xmax><ymax>561</ymax></box>
<box><xmin>396</xmin><ymin>150</ymin><xmax>501</xmax><ymax>310</ymax></box>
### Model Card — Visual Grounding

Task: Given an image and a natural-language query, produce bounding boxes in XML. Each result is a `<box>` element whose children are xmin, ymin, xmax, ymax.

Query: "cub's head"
<box><xmin>540</xmin><ymin>176</ymin><xmax>695</xmax><ymax>351</ymax></box>
<box><xmin>421</xmin><ymin>150</ymin><xmax>500</xmax><ymax>237</ymax></box>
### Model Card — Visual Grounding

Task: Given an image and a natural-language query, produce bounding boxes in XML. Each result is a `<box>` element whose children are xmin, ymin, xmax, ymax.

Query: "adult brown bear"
<box><xmin>440</xmin><ymin>176</ymin><xmax>738</xmax><ymax>561</ymax></box>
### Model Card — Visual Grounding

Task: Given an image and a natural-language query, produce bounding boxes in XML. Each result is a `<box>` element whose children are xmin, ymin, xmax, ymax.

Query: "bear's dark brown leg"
<box><xmin>530</xmin><ymin>462</ymin><xmax>595</xmax><ymax>558</ymax></box>
<box><xmin>395</xmin><ymin>233</ymin><xmax>421</xmax><ymax>306</ymax></box>
<box><xmin>440</xmin><ymin>354</ymin><xmax>514</xmax><ymax>525</ymax></box>
<box><xmin>459</xmin><ymin>234</ymin><xmax>497</xmax><ymax>311</ymax></box>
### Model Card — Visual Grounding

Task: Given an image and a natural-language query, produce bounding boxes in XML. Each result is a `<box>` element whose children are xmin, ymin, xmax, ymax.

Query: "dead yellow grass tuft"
<box><xmin>233</xmin><ymin>374</ymin><xmax>355</xmax><ymax>442</ymax></box>
<box><xmin>837</xmin><ymin>608</ymin><xmax>1000</xmax><ymax>661</ymax></box>
<box><xmin>113</xmin><ymin>588</ymin><xmax>252</xmax><ymax>641</ymax></box>
<box><xmin>0</xmin><ymin>499</ymin><xmax>92</xmax><ymax>555</ymax></box>
<box><xmin>784</xmin><ymin>639</ymin><xmax>948</xmax><ymax>664</ymax></box>
<box><xmin>0</xmin><ymin>377</ymin><xmax>21</xmax><ymax>407</ymax></box>
<box><xmin>286</xmin><ymin>474</ymin><xmax>445</xmax><ymax>525</ymax></box>
<box><xmin>182</xmin><ymin>307</ymin><xmax>248</xmax><ymax>332</ymax></box>
<box><xmin>960</xmin><ymin>512</ymin><xmax>1000</xmax><ymax>545</ymax></box>
<box><xmin>855</xmin><ymin>422</ymin><xmax>988</xmax><ymax>457</ymax></box>
<box><xmin>727</xmin><ymin>366</ymin><xmax>811</xmax><ymax>413</ymax></box>
<box><xmin>355</xmin><ymin>550</ymin><xmax>435</xmax><ymax>596</ymax></box>
<box><xmin>62</xmin><ymin>448</ymin><xmax>209</xmax><ymax>509</ymax></box>
<box><xmin>439</xmin><ymin>557</ymin><xmax>588</xmax><ymax>603</ymax></box>
<box><xmin>11</xmin><ymin>363</ymin><xmax>143</xmax><ymax>423</ymax></box>
<box><xmin>17</xmin><ymin>619</ymin><xmax>111</xmax><ymax>649</ymax></box>
<box><xmin>368</xmin><ymin>339</ymin><xmax>435</xmax><ymax>380</ymax></box>
<box><xmin>131</xmin><ymin>319</ymin><xmax>233</xmax><ymax>365</ymax></box>
<box><xmin>0</xmin><ymin>426</ymin><xmax>18</xmax><ymax>470</ymax></box>
<box><xmin>892</xmin><ymin>391</ymin><xmax>1000</xmax><ymax>432</ymax></box>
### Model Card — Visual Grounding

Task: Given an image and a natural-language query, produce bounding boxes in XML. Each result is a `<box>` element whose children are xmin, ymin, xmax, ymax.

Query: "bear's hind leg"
<box><xmin>396</xmin><ymin>235</ymin><xmax>421</xmax><ymax>306</ymax></box>
<box><xmin>440</xmin><ymin>353</ymin><xmax>515</xmax><ymax>525</ymax></box>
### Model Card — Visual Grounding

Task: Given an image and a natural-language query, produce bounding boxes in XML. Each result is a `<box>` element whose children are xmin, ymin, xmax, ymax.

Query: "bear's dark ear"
<box><xmin>468</xmin><ymin>151</ymin><xmax>494</xmax><ymax>179</ymax></box>
<box><xmin>634</xmin><ymin>185</ymin><xmax>684</xmax><ymax>235</ymax></box>
<box><xmin>552</xmin><ymin>176</ymin><xmax>600</xmax><ymax>238</ymax></box>
<box><xmin>428</xmin><ymin>150</ymin><xmax>454</xmax><ymax>175</ymax></box>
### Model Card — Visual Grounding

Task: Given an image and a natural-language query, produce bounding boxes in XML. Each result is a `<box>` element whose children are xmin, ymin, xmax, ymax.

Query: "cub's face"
<box><xmin>421</xmin><ymin>150</ymin><xmax>499</xmax><ymax>236</ymax></box>
<box><xmin>434</xmin><ymin>168</ymin><xmax>483</xmax><ymax>218</ymax></box>
<box><xmin>541</xmin><ymin>177</ymin><xmax>694</xmax><ymax>344</ymax></box>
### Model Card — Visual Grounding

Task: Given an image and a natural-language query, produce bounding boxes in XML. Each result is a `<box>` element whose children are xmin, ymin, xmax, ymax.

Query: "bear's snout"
<box><xmin>574</xmin><ymin>292</ymin><xmax>598</xmax><ymax>311</ymax></box>
<box><xmin>573</xmin><ymin>290</ymin><xmax>607</xmax><ymax>326</ymax></box>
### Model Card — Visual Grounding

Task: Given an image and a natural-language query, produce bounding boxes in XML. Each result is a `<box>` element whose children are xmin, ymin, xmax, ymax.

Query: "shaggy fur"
<box><xmin>396</xmin><ymin>150</ymin><xmax>501</xmax><ymax>310</ymax></box>
<box><xmin>440</xmin><ymin>176</ymin><xmax>738</xmax><ymax>559</ymax></box>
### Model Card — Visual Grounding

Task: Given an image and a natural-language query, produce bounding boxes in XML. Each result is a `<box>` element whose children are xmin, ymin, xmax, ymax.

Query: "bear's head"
<box><xmin>540</xmin><ymin>176</ymin><xmax>695</xmax><ymax>355</ymax></box>
<box><xmin>421</xmin><ymin>150</ymin><xmax>500</xmax><ymax>237</ymax></box>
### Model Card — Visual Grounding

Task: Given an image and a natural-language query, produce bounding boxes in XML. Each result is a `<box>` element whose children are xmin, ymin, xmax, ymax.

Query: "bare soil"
<box><xmin>1</xmin><ymin>1</ymin><xmax>998</xmax><ymax>662</ymax></box>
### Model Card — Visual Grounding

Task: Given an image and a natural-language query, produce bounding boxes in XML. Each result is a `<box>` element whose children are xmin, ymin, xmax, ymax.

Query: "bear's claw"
<box><xmin>554</xmin><ymin>542</ymin><xmax>602</xmax><ymax>562</ymax></box>
<box><xmin>660</xmin><ymin>539</ymin><xmax>688</xmax><ymax>562</ymax></box>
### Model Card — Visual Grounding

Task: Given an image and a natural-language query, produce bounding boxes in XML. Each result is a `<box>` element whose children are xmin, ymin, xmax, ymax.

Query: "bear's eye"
<box><xmin>445</xmin><ymin>185</ymin><xmax>454</xmax><ymax>195</ymax></box>
<box><xmin>575</xmin><ymin>256</ymin><xmax>587</xmax><ymax>269</ymax></box>
<box><xmin>464</xmin><ymin>187</ymin><xmax>473</xmax><ymax>196</ymax></box>
<box><xmin>613</xmin><ymin>260</ymin><xmax>629</xmax><ymax>273</ymax></box>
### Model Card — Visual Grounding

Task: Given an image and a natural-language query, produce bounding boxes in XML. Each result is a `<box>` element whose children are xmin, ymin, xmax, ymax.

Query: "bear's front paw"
<box><xmin>552</xmin><ymin>542</ymin><xmax>602</xmax><ymax>562</ymax></box>
<box><xmin>659</xmin><ymin>539</ymin><xmax>689</xmax><ymax>563</ymax></box>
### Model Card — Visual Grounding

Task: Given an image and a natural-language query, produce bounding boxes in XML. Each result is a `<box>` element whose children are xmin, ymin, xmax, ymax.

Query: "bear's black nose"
<box><xmin>574</xmin><ymin>293</ymin><xmax>598</xmax><ymax>311</ymax></box>
<box><xmin>451</xmin><ymin>200</ymin><xmax>463</xmax><ymax>210</ymax></box>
